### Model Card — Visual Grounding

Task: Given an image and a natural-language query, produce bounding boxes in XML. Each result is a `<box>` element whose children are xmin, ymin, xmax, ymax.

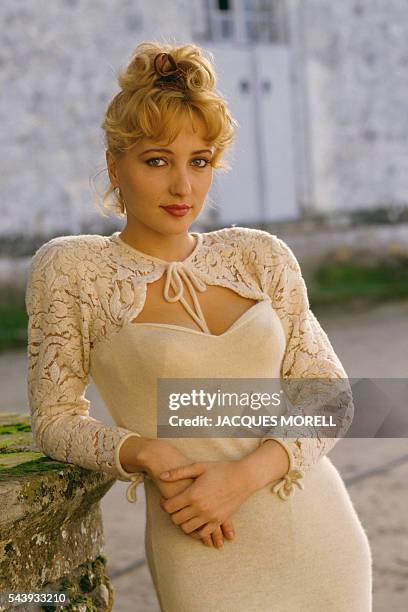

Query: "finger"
<box><xmin>169</xmin><ymin>506</ymin><xmax>199</xmax><ymax>526</ymax></box>
<box><xmin>178</xmin><ymin>515</ymin><xmax>207</xmax><ymax>534</ymax></box>
<box><xmin>160</xmin><ymin>493</ymin><xmax>190</xmax><ymax>514</ymax></box>
<box><xmin>201</xmin><ymin>535</ymin><xmax>213</xmax><ymax>547</ymax></box>
<box><xmin>221</xmin><ymin>520</ymin><xmax>235</xmax><ymax>540</ymax></box>
<box><xmin>181</xmin><ymin>525</ymin><xmax>212</xmax><ymax>547</ymax></box>
<box><xmin>160</xmin><ymin>463</ymin><xmax>204</xmax><ymax>481</ymax></box>
<box><xmin>188</xmin><ymin>529</ymin><xmax>213</xmax><ymax>547</ymax></box>
<box><xmin>198</xmin><ymin>521</ymin><xmax>220</xmax><ymax>541</ymax></box>
<box><xmin>211</xmin><ymin>526</ymin><xmax>225</xmax><ymax>549</ymax></box>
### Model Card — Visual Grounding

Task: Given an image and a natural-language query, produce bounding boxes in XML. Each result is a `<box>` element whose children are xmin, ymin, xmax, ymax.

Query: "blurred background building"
<box><xmin>1</xmin><ymin>0</ymin><xmax>408</xmax><ymax>253</ymax></box>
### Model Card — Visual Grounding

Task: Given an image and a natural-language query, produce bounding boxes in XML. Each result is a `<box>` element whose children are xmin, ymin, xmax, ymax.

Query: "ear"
<box><xmin>106</xmin><ymin>150</ymin><xmax>118</xmax><ymax>186</ymax></box>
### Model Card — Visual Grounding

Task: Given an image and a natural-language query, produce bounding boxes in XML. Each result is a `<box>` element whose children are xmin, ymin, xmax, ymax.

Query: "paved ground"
<box><xmin>2</xmin><ymin>298</ymin><xmax>408</xmax><ymax>611</ymax></box>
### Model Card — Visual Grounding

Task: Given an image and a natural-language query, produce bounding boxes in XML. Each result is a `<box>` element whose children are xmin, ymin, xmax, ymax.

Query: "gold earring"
<box><xmin>114</xmin><ymin>186</ymin><xmax>126</xmax><ymax>214</ymax></box>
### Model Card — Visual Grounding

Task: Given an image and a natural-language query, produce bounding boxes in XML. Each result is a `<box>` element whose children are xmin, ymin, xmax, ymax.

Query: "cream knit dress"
<box><xmin>26</xmin><ymin>226</ymin><xmax>372</xmax><ymax>611</ymax></box>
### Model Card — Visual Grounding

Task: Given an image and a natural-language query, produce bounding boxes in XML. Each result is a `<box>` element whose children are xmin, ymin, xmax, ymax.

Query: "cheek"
<box><xmin>201</xmin><ymin>178</ymin><xmax>212</xmax><ymax>196</ymax></box>
<box><xmin>196</xmin><ymin>170</ymin><xmax>212</xmax><ymax>190</ymax></box>
<box><xmin>124</xmin><ymin>171</ymin><xmax>161</xmax><ymax>196</ymax></box>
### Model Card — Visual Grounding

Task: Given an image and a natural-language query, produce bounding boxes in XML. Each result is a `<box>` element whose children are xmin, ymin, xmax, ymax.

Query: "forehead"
<box><xmin>135</xmin><ymin>114</ymin><xmax>213</xmax><ymax>152</ymax></box>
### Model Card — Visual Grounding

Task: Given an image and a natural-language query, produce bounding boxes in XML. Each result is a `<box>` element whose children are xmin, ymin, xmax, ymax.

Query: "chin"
<box><xmin>151</xmin><ymin>221</ymin><xmax>194</xmax><ymax>237</ymax></box>
<box><xmin>159</xmin><ymin>213</ymin><xmax>199</xmax><ymax>230</ymax></box>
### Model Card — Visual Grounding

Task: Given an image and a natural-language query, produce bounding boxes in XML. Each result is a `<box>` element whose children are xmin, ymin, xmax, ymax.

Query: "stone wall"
<box><xmin>0</xmin><ymin>412</ymin><xmax>115</xmax><ymax>611</ymax></box>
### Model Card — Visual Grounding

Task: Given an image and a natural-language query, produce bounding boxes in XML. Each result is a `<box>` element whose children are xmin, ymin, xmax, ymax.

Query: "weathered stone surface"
<box><xmin>0</xmin><ymin>413</ymin><xmax>115</xmax><ymax>611</ymax></box>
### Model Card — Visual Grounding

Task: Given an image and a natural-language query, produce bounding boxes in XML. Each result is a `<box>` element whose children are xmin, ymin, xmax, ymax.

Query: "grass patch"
<box><xmin>310</xmin><ymin>255</ymin><xmax>408</xmax><ymax>306</ymax></box>
<box><xmin>0</xmin><ymin>302</ymin><xmax>28</xmax><ymax>351</ymax></box>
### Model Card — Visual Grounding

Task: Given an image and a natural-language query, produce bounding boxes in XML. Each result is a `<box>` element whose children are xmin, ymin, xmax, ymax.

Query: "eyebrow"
<box><xmin>140</xmin><ymin>148</ymin><xmax>213</xmax><ymax>156</ymax></box>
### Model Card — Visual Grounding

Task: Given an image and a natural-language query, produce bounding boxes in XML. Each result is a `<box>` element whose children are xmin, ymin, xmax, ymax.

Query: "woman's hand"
<box><xmin>158</xmin><ymin>460</ymin><xmax>252</xmax><ymax>541</ymax></box>
<box><xmin>142</xmin><ymin>441</ymin><xmax>236</xmax><ymax>548</ymax></box>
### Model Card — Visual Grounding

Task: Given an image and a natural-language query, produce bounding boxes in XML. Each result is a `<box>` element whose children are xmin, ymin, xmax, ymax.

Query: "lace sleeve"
<box><xmin>25</xmin><ymin>239</ymin><xmax>145</xmax><ymax>501</ymax></box>
<box><xmin>259</xmin><ymin>236</ymin><xmax>353</xmax><ymax>500</ymax></box>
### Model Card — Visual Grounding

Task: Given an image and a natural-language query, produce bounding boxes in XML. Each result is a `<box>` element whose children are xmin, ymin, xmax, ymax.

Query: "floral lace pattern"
<box><xmin>257</xmin><ymin>234</ymin><xmax>353</xmax><ymax>497</ymax></box>
<box><xmin>26</xmin><ymin>227</ymin><xmax>352</xmax><ymax>501</ymax></box>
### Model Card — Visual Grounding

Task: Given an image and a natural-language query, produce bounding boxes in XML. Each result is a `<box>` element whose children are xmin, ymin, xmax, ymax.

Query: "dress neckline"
<box><xmin>111</xmin><ymin>231</ymin><xmax>203</xmax><ymax>265</ymax></box>
<box><xmin>129</xmin><ymin>297</ymin><xmax>271</xmax><ymax>338</ymax></box>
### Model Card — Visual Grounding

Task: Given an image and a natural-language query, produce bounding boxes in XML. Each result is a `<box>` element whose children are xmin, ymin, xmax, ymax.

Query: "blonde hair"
<box><xmin>96</xmin><ymin>40</ymin><xmax>237</xmax><ymax>217</ymax></box>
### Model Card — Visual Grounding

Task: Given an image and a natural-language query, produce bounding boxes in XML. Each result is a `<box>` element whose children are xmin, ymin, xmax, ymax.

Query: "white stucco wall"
<box><xmin>0</xmin><ymin>0</ymin><xmax>193</xmax><ymax>239</ymax></box>
<box><xmin>1</xmin><ymin>0</ymin><xmax>407</xmax><ymax>245</ymax></box>
<box><xmin>301</xmin><ymin>0</ymin><xmax>408</xmax><ymax>213</ymax></box>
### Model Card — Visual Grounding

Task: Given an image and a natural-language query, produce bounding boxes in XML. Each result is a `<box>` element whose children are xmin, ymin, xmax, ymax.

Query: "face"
<box><xmin>106</xmin><ymin>113</ymin><xmax>214</xmax><ymax>237</ymax></box>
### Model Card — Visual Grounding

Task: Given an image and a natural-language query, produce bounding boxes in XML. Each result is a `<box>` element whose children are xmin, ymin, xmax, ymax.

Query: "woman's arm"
<box><xmin>236</xmin><ymin>439</ymin><xmax>290</xmax><ymax>492</ymax></box>
<box><xmin>119</xmin><ymin>435</ymin><xmax>236</xmax><ymax>548</ymax></box>
<box><xmin>257</xmin><ymin>234</ymin><xmax>354</xmax><ymax>499</ymax></box>
<box><xmin>26</xmin><ymin>240</ymin><xmax>150</xmax><ymax>497</ymax></box>
<box><xmin>119</xmin><ymin>436</ymin><xmax>196</xmax><ymax>497</ymax></box>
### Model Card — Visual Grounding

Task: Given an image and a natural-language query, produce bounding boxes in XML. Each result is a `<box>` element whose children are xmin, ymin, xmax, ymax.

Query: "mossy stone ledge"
<box><xmin>0</xmin><ymin>413</ymin><xmax>115</xmax><ymax>611</ymax></box>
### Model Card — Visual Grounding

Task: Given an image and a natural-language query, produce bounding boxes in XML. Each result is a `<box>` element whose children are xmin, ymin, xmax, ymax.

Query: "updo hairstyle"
<box><xmin>99</xmin><ymin>41</ymin><xmax>237</xmax><ymax>217</ymax></box>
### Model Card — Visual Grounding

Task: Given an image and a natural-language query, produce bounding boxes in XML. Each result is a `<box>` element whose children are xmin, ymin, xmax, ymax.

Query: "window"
<box><xmin>192</xmin><ymin>0</ymin><xmax>288</xmax><ymax>44</ymax></box>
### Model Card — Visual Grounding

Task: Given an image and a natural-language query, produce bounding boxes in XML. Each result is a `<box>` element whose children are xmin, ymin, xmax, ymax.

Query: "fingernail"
<box><xmin>160</xmin><ymin>471</ymin><xmax>170</xmax><ymax>479</ymax></box>
<box><xmin>217</xmin><ymin>542</ymin><xmax>224</xmax><ymax>549</ymax></box>
<box><xmin>226</xmin><ymin>531</ymin><xmax>235</xmax><ymax>539</ymax></box>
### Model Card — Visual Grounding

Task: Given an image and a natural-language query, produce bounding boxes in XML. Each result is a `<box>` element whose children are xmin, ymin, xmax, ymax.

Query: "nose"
<box><xmin>169</xmin><ymin>166</ymin><xmax>192</xmax><ymax>197</ymax></box>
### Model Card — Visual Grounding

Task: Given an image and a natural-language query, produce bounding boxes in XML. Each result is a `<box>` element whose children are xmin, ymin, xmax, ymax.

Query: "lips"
<box><xmin>161</xmin><ymin>205</ymin><xmax>191</xmax><ymax>211</ymax></box>
<box><xmin>160</xmin><ymin>205</ymin><xmax>191</xmax><ymax>217</ymax></box>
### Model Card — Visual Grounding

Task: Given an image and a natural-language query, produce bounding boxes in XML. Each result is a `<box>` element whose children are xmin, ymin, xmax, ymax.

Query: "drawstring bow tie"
<box><xmin>163</xmin><ymin>261</ymin><xmax>209</xmax><ymax>333</ymax></box>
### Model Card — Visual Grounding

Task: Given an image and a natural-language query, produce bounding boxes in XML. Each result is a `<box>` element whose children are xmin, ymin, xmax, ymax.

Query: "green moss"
<box><xmin>0</xmin><ymin>451</ymin><xmax>44</xmax><ymax>470</ymax></box>
<box><xmin>40</xmin><ymin>556</ymin><xmax>111</xmax><ymax>612</ymax></box>
<box><xmin>16</xmin><ymin>465</ymin><xmax>90</xmax><ymax>505</ymax></box>
<box><xmin>19</xmin><ymin>477</ymin><xmax>49</xmax><ymax>506</ymax></box>
<box><xmin>0</xmin><ymin>435</ymin><xmax>31</xmax><ymax>449</ymax></box>
<box><xmin>95</xmin><ymin>553</ymin><xmax>107</xmax><ymax>566</ymax></box>
<box><xmin>0</xmin><ymin>456</ymin><xmax>68</xmax><ymax>481</ymax></box>
<box><xmin>58</xmin><ymin>578</ymin><xmax>75</xmax><ymax>591</ymax></box>
<box><xmin>0</xmin><ymin>415</ymin><xmax>34</xmax><ymax>461</ymax></box>
<box><xmin>0</xmin><ymin>446</ymin><xmax>34</xmax><ymax>453</ymax></box>
<box><xmin>0</xmin><ymin>422</ymin><xmax>32</xmax><ymax>435</ymax></box>
<box><xmin>65</xmin><ymin>595</ymin><xmax>97</xmax><ymax>611</ymax></box>
<box><xmin>41</xmin><ymin>595</ymin><xmax>97</xmax><ymax>612</ymax></box>
<box><xmin>79</xmin><ymin>573</ymin><xmax>93</xmax><ymax>593</ymax></box>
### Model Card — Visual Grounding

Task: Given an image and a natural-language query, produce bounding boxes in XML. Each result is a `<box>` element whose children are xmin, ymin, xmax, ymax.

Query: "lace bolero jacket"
<box><xmin>25</xmin><ymin>226</ymin><xmax>352</xmax><ymax>502</ymax></box>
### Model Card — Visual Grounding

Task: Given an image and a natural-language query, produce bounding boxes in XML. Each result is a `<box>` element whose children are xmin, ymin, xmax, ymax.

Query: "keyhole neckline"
<box><xmin>112</xmin><ymin>231</ymin><xmax>203</xmax><ymax>265</ymax></box>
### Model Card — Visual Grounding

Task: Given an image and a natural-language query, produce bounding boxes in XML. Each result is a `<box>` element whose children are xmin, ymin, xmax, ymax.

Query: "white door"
<box><xmin>203</xmin><ymin>45</ymin><xmax>261</xmax><ymax>225</ymax></box>
<box><xmin>203</xmin><ymin>44</ymin><xmax>298</xmax><ymax>225</ymax></box>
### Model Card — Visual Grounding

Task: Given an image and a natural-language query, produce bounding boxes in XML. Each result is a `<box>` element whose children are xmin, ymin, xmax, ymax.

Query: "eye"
<box><xmin>192</xmin><ymin>158</ymin><xmax>211</xmax><ymax>168</ymax></box>
<box><xmin>145</xmin><ymin>157</ymin><xmax>211</xmax><ymax>168</ymax></box>
<box><xmin>146</xmin><ymin>157</ymin><xmax>166</xmax><ymax>167</ymax></box>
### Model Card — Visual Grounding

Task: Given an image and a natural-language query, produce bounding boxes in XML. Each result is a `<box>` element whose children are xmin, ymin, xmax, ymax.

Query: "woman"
<box><xmin>26</xmin><ymin>41</ymin><xmax>372</xmax><ymax>611</ymax></box>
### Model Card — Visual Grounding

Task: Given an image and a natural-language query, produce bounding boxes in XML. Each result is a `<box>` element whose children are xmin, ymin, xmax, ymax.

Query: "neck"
<box><xmin>119</xmin><ymin>222</ymin><xmax>197</xmax><ymax>262</ymax></box>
